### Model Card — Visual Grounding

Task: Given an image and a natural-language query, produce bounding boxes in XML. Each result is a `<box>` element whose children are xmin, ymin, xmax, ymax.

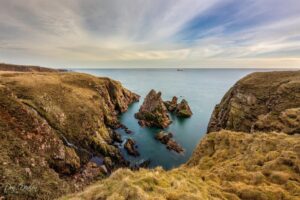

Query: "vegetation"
<box><xmin>62</xmin><ymin>131</ymin><xmax>300</xmax><ymax>200</ymax></box>
<box><xmin>208</xmin><ymin>71</ymin><xmax>300</xmax><ymax>134</ymax></box>
<box><xmin>0</xmin><ymin>69</ymin><xmax>139</xmax><ymax>199</ymax></box>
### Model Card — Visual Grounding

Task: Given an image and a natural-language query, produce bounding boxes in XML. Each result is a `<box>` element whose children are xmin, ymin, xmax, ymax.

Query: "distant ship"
<box><xmin>177</xmin><ymin>69</ymin><xmax>184</xmax><ymax>71</ymax></box>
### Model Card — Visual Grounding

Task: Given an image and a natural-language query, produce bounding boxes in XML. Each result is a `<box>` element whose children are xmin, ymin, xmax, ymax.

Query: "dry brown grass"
<box><xmin>62</xmin><ymin>130</ymin><xmax>300</xmax><ymax>200</ymax></box>
<box><xmin>0</xmin><ymin>71</ymin><xmax>138</xmax><ymax>199</ymax></box>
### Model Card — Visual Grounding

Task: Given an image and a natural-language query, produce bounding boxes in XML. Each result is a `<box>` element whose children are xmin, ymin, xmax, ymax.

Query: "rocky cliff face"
<box><xmin>63</xmin><ymin>70</ymin><xmax>300</xmax><ymax>200</ymax></box>
<box><xmin>208</xmin><ymin>71</ymin><xmax>300</xmax><ymax>134</ymax></box>
<box><xmin>0</xmin><ymin>70</ymin><xmax>139</xmax><ymax>199</ymax></box>
<box><xmin>135</xmin><ymin>89</ymin><xmax>171</xmax><ymax>128</ymax></box>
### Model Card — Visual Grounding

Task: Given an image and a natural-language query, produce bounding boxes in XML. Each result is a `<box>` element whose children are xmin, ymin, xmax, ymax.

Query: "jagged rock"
<box><xmin>175</xmin><ymin>99</ymin><xmax>193</xmax><ymax>118</ymax></box>
<box><xmin>164</xmin><ymin>96</ymin><xmax>178</xmax><ymax>112</ymax></box>
<box><xmin>207</xmin><ymin>71</ymin><xmax>300</xmax><ymax>134</ymax></box>
<box><xmin>124</xmin><ymin>139</ymin><xmax>140</xmax><ymax>157</ymax></box>
<box><xmin>155</xmin><ymin>131</ymin><xmax>173</xmax><ymax>144</ymax></box>
<box><xmin>135</xmin><ymin>89</ymin><xmax>171</xmax><ymax>128</ymax></box>
<box><xmin>155</xmin><ymin>131</ymin><xmax>184</xmax><ymax>154</ymax></box>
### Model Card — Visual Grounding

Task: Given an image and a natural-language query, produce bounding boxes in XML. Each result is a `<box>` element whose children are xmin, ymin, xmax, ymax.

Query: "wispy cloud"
<box><xmin>0</xmin><ymin>0</ymin><xmax>299</xmax><ymax>68</ymax></box>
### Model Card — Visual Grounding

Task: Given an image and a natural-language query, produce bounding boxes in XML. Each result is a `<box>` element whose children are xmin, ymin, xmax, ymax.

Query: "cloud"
<box><xmin>0</xmin><ymin>0</ymin><xmax>299</xmax><ymax>68</ymax></box>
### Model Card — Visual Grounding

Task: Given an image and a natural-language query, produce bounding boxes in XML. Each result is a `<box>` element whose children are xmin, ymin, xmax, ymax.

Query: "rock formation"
<box><xmin>207</xmin><ymin>71</ymin><xmax>300</xmax><ymax>134</ymax></box>
<box><xmin>164</xmin><ymin>96</ymin><xmax>178</xmax><ymax>112</ymax></box>
<box><xmin>124</xmin><ymin>139</ymin><xmax>140</xmax><ymax>157</ymax></box>
<box><xmin>155</xmin><ymin>131</ymin><xmax>184</xmax><ymax>153</ymax></box>
<box><xmin>135</xmin><ymin>89</ymin><xmax>171</xmax><ymax>128</ymax></box>
<box><xmin>0</xmin><ymin>65</ymin><xmax>139</xmax><ymax>200</ymax></box>
<box><xmin>164</xmin><ymin>97</ymin><xmax>193</xmax><ymax>118</ymax></box>
<box><xmin>175</xmin><ymin>99</ymin><xmax>193</xmax><ymax>118</ymax></box>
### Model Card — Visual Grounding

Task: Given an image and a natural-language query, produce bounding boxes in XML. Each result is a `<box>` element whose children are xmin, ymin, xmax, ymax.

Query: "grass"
<box><xmin>0</xmin><ymin>71</ymin><xmax>139</xmax><ymax>199</ymax></box>
<box><xmin>62</xmin><ymin>130</ymin><xmax>300</xmax><ymax>200</ymax></box>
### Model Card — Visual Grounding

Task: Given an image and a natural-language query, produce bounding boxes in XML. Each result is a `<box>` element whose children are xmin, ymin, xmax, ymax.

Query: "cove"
<box><xmin>73</xmin><ymin>68</ymin><xmax>275</xmax><ymax>169</ymax></box>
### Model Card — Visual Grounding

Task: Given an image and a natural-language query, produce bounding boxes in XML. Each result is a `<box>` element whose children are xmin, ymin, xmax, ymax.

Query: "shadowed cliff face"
<box><xmin>0</xmin><ymin>70</ymin><xmax>139</xmax><ymax>199</ymax></box>
<box><xmin>207</xmin><ymin>71</ymin><xmax>300</xmax><ymax>134</ymax></box>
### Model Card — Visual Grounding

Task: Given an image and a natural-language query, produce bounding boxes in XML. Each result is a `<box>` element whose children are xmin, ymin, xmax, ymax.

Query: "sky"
<box><xmin>0</xmin><ymin>0</ymin><xmax>300</xmax><ymax>68</ymax></box>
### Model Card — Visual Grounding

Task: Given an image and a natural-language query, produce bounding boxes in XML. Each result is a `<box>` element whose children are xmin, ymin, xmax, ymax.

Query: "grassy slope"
<box><xmin>62</xmin><ymin>131</ymin><xmax>300</xmax><ymax>200</ymax></box>
<box><xmin>0</xmin><ymin>71</ymin><xmax>139</xmax><ymax>199</ymax></box>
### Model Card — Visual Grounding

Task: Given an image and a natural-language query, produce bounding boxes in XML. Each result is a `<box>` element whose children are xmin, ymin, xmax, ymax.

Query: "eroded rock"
<box><xmin>164</xmin><ymin>96</ymin><xmax>178</xmax><ymax>112</ymax></box>
<box><xmin>124</xmin><ymin>139</ymin><xmax>140</xmax><ymax>157</ymax></box>
<box><xmin>155</xmin><ymin>131</ymin><xmax>184</xmax><ymax>154</ymax></box>
<box><xmin>175</xmin><ymin>99</ymin><xmax>193</xmax><ymax>118</ymax></box>
<box><xmin>135</xmin><ymin>90</ymin><xmax>171</xmax><ymax>128</ymax></box>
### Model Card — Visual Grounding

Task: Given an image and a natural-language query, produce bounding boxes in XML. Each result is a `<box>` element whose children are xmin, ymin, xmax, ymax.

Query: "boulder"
<box><xmin>155</xmin><ymin>131</ymin><xmax>184</xmax><ymax>154</ymax></box>
<box><xmin>175</xmin><ymin>99</ymin><xmax>193</xmax><ymax>118</ymax></box>
<box><xmin>124</xmin><ymin>139</ymin><xmax>140</xmax><ymax>157</ymax></box>
<box><xmin>155</xmin><ymin>131</ymin><xmax>173</xmax><ymax>144</ymax></box>
<box><xmin>135</xmin><ymin>89</ymin><xmax>171</xmax><ymax>128</ymax></box>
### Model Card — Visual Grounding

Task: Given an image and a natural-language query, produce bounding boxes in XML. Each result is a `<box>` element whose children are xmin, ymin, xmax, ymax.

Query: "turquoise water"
<box><xmin>73</xmin><ymin>68</ymin><xmax>272</xmax><ymax>169</ymax></box>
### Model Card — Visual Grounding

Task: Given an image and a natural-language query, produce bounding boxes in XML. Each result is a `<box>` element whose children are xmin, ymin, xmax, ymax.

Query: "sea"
<box><xmin>73</xmin><ymin>68</ymin><xmax>286</xmax><ymax>169</ymax></box>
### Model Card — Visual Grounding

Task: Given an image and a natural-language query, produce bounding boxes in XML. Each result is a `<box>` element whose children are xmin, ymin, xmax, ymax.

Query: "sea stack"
<box><xmin>164</xmin><ymin>96</ymin><xmax>178</xmax><ymax>112</ymax></box>
<box><xmin>175</xmin><ymin>99</ymin><xmax>193</xmax><ymax>118</ymax></box>
<box><xmin>135</xmin><ymin>89</ymin><xmax>172</xmax><ymax>128</ymax></box>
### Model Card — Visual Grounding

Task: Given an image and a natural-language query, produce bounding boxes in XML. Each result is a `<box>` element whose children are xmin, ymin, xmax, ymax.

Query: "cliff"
<box><xmin>0</xmin><ymin>68</ymin><xmax>139</xmax><ymax>199</ymax></box>
<box><xmin>207</xmin><ymin>71</ymin><xmax>300</xmax><ymax>134</ymax></box>
<box><xmin>62</xmin><ymin>70</ymin><xmax>300</xmax><ymax>200</ymax></box>
<box><xmin>0</xmin><ymin>63</ymin><xmax>65</xmax><ymax>72</ymax></box>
